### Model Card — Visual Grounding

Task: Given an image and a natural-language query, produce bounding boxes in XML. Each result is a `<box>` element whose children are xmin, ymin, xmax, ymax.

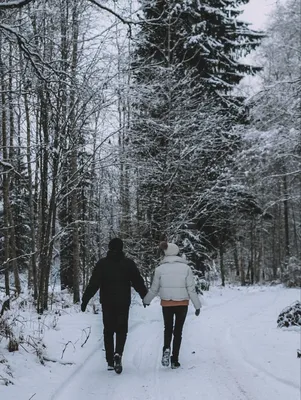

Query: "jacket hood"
<box><xmin>160</xmin><ymin>255</ymin><xmax>188</xmax><ymax>265</ymax></box>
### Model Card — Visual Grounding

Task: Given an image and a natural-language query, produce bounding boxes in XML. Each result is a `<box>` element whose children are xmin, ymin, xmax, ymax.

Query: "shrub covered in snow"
<box><xmin>0</xmin><ymin>288</ymin><xmax>84</xmax><ymax>386</ymax></box>
<box><xmin>277</xmin><ymin>301</ymin><xmax>301</xmax><ymax>328</ymax></box>
<box><xmin>281</xmin><ymin>257</ymin><xmax>301</xmax><ymax>288</ymax></box>
<box><xmin>195</xmin><ymin>276</ymin><xmax>210</xmax><ymax>294</ymax></box>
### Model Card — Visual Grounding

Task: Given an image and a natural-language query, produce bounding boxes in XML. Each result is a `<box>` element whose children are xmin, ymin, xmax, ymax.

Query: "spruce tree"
<box><xmin>136</xmin><ymin>0</ymin><xmax>263</xmax><ymax>95</ymax></box>
<box><xmin>130</xmin><ymin>0</ymin><xmax>263</xmax><ymax>271</ymax></box>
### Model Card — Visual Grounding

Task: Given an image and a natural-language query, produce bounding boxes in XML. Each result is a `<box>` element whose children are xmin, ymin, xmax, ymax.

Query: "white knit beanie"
<box><xmin>159</xmin><ymin>241</ymin><xmax>179</xmax><ymax>256</ymax></box>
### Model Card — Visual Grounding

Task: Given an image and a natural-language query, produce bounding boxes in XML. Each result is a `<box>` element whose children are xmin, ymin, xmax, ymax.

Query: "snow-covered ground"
<box><xmin>1</xmin><ymin>285</ymin><xmax>300</xmax><ymax>400</ymax></box>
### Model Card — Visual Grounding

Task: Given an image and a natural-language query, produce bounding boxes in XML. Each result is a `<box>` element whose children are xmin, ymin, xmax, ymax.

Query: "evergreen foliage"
<box><xmin>130</xmin><ymin>0</ymin><xmax>263</xmax><ymax>271</ymax></box>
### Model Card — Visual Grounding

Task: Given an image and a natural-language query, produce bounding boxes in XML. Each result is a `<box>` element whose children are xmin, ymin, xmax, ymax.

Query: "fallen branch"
<box><xmin>61</xmin><ymin>341</ymin><xmax>75</xmax><ymax>359</ymax></box>
<box><xmin>43</xmin><ymin>356</ymin><xmax>74</xmax><ymax>366</ymax></box>
<box><xmin>81</xmin><ymin>327</ymin><xmax>91</xmax><ymax>348</ymax></box>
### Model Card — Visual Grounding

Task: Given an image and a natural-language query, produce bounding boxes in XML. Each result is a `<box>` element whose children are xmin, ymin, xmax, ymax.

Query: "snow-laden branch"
<box><xmin>0</xmin><ymin>0</ymin><xmax>34</xmax><ymax>9</ymax></box>
<box><xmin>0</xmin><ymin>23</ymin><xmax>73</xmax><ymax>82</ymax></box>
<box><xmin>0</xmin><ymin>0</ymin><xmax>132</xmax><ymax>26</ymax></box>
<box><xmin>87</xmin><ymin>0</ymin><xmax>132</xmax><ymax>25</ymax></box>
<box><xmin>0</xmin><ymin>159</ymin><xmax>23</xmax><ymax>178</ymax></box>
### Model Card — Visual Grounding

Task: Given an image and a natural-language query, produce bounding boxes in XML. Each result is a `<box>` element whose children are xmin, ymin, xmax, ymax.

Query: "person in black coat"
<box><xmin>81</xmin><ymin>238</ymin><xmax>147</xmax><ymax>374</ymax></box>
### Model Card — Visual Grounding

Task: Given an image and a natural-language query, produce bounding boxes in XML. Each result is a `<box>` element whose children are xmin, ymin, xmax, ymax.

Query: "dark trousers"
<box><xmin>162</xmin><ymin>305</ymin><xmax>188</xmax><ymax>361</ymax></box>
<box><xmin>102</xmin><ymin>305</ymin><xmax>129</xmax><ymax>364</ymax></box>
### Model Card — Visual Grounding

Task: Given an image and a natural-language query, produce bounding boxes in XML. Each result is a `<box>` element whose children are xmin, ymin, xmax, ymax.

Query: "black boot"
<box><xmin>114</xmin><ymin>353</ymin><xmax>123</xmax><ymax>374</ymax></box>
<box><xmin>171</xmin><ymin>356</ymin><xmax>180</xmax><ymax>369</ymax></box>
<box><xmin>107</xmin><ymin>362</ymin><xmax>114</xmax><ymax>371</ymax></box>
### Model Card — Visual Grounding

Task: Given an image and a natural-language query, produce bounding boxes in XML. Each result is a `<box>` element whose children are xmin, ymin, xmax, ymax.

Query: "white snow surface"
<box><xmin>1</xmin><ymin>285</ymin><xmax>300</xmax><ymax>400</ymax></box>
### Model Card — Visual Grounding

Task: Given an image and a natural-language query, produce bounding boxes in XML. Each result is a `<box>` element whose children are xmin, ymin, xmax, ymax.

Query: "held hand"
<box><xmin>81</xmin><ymin>303</ymin><xmax>87</xmax><ymax>312</ymax></box>
<box><xmin>195</xmin><ymin>308</ymin><xmax>200</xmax><ymax>316</ymax></box>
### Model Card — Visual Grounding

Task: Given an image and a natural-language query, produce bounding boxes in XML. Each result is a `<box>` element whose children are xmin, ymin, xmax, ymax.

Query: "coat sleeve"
<box><xmin>81</xmin><ymin>264</ymin><xmax>101</xmax><ymax>307</ymax></box>
<box><xmin>143</xmin><ymin>268</ymin><xmax>160</xmax><ymax>305</ymax></box>
<box><xmin>128</xmin><ymin>260</ymin><xmax>148</xmax><ymax>299</ymax></box>
<box><xmin>186</xmin><ymin>267</ymin><xmax>202</xmax><ymax>310</ymax></box>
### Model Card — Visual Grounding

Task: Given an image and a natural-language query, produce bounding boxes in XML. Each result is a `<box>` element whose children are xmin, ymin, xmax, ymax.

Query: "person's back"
<box><xmin>81</xmin><ymin>238</ymin><xmax>147</xmax><ymax>373</ymax></box>
<box><xmin>94</xmin><ymin>250</ymin><xmax>142</xmax><ymax>308</ymax></box>
<box><xmin>155</xmin><ymin>255</ymin><xmax>192</xmax><ymax>303</ymax></box>
<box><xmin>143</xmin><ymin>242</ymin><xmax>201</xmax><ymax>369</ymax></box>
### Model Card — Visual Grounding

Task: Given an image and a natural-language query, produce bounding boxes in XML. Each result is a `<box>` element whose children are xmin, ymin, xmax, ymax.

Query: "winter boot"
<box><xmin>114</xmin><ymin>353</ymin><xmax>123</xmax><ymax>374</ymax></box>
<box><xmin>161</xmin><ymin>347</ymin><xmax>171</xmax><ymax>367</ymax></box>
<box><xmin>107</xmin><ymin>363</ymin><xmax>114</xmax><ymax>371</ymax></box>
<box><xmin>171</xmin><ymin>357</ymin><xmax>180</xmax><ymax>369</ymax></box>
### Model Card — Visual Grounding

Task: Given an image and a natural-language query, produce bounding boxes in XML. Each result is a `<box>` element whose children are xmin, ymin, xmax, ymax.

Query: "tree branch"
<box><xmin>87</xmin><ymin>0</ymin><xmax>131</xmax><ymax>25</ymax></box>
<box><xmin>0</xmin><ymin>0</ymin><xmax>35</xmax><ymax>9</ymax></box>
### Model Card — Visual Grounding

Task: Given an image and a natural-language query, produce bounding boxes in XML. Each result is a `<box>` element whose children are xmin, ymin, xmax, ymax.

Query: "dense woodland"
<box><xmin>0</xmin><ymin>0</ymin><xmax>300</xmax><ymax>314</ymax></box>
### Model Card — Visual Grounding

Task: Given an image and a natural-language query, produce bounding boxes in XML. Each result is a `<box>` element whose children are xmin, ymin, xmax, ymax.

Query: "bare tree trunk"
<box><xmin>234</xmin><ymin>241</ymin><xmax>240</xmax><ymax>277</ymax></box>
<box><xmin>37</xmin><ymin>88</ymin><xmax>50</xmax><ymax>313</ymax></box>
<box><xmin>283</xmin><ymin>173</ymin><xmax>290</xmax><ymax>259</ymax></box>
<box><xmin>24</xmin><ymin>89</ymin><xmax>38</xmax><ymax>298</ymax></box>
<box><xmin>219</xmin><ymin>240</ymin><xmax>225</xmax><ymax>287</ymax></box>
<box><xmin>115</xmin><ymin>14</ymin><xmax>131</xmax><ymax>239</ymax></box>
<box><xmin>250</xmin><ymin>220</ymin><xmax>255</xmax><ymax>284</ymax></box>
<box><xmin>70</xmin><ymin>151</ymin><xmax>80</xmax><ymax>304</ymax></box>
<box><xmin>238</xmin><ymin>240</ymin><xmax>245</xmax><ymax>286</ymax></box>
<box><xmin>291</xmin><ymin>206</ymin><xmax>300</xmax><ymax>259</ymax></box>
<box><xmin>70</xmin><ymin>3</ymin><xmax>80</xmax><ymax>303</ymax></box>
<box><xmin>1</xmin><ymin>42</ymin><xmax>11</xmax><ymax>308</ymax></box>
<box><xmin>0</xmin><ymin>34</ymin><xmax>21</xmax><ymax>296</ymax></box>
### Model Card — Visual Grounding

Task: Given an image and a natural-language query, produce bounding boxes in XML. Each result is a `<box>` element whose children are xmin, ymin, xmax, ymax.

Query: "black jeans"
<box><xmin>102</xmin><ymin>305</ymin><xmax>129</xmax><ymax>364</ymax></box>
<box><xmin>162</xmin><ymin>305</ymin><xmax>188</xmax><ymax>361</ymax></box>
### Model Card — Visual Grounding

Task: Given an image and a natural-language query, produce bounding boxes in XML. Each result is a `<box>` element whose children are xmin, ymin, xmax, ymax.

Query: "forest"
<box><xmin>0</xmin><ymin>0</ymin><xmax>300</xmax><ymax>316</ymax></box>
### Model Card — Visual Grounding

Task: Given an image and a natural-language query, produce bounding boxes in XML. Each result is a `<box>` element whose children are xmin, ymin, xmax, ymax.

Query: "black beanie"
<box><xmin>108</xmin><ymin>238</ymin><xmax>123</xmax><ymax>252</ymax></box>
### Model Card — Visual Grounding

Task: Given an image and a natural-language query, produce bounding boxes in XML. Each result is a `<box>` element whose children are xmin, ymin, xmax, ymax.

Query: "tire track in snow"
<box><xmin>50</xmin><ymin>290</ymin><xmax>243</xmax><ymax>400</ymax></box>
<box><xmin>49</xmin><ymin>288</ymin><xmax>299</xmax><ymax>400</ymax></box>
<box><xmin>211</xmin><ymin>290</ymin><xmax>300</xmax><ymax>399</ymax></box>
<box><xmin>130</xmin><ymin>320</ymin><xmax>163</xmax><ymax>400</ymax></box>
<box><xmin>225</xmin><ymin>295</ymin><xmax>300</xmax><ymax>392</ymax></box>
<box><xmin>50</xmin><ymin>316</ymin><xmax>156</xmax><ymax>400</ymax></box>
<box><xmin>49</xmin><ymin>339</ymin><xmax>104</xmax><ymax>400</ymax></box>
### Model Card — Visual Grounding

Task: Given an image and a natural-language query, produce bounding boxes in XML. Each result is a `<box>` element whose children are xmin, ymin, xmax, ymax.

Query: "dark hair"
<box><xmin>159</xmin><ymin>241</ymin><xmax>168</xmax><ymax>251</ymax></box>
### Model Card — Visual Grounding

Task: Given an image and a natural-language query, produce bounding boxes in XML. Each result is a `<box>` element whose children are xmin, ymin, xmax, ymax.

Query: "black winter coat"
<box><xmin>82</xmin><ymin>250</ymin><xmax>147</xmax><ymax>309</ymax></box>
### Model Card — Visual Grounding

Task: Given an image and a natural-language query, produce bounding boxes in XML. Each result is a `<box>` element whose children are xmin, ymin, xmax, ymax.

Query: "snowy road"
<box><xmin>50</xmin><ymin>287</ymin><xmax>300</xmax><ymax>400</ymax></box>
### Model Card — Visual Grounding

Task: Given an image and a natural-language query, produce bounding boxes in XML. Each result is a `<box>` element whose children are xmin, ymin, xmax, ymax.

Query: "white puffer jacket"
<box><xmin>144</xmin><ymin>255</ymin><xmax>202</xmax><ymax>310</ymax></box>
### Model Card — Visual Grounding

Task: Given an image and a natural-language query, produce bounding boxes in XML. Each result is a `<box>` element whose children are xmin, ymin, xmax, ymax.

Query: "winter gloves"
<box><xmin>195</xmin><ymin>309</ymin><xmax>200</xmax><ymax>316</ymax></box>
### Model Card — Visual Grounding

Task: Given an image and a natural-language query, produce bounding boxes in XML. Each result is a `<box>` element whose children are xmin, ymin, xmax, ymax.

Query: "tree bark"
<box><xmin>282</xmin><ymin>172</ymin><xmax>290</xmax><ymax>259</ymax></box>
<box><xmin>70</xmin><ymin>3</ymin><xmax>80</xmax><ymax>303</ymax></box>
<box><xmin>219</xmin><ymin>240</ymin><xmax>225</xmax><ymax>287</ymax></box>
<box><xmin>24</xmin><ymin>89</ymin><xmax>38</xmax><ymax>298</ymax></box>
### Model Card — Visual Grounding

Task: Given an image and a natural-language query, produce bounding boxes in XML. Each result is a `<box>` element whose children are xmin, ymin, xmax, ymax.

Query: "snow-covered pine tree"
<box><xmin>136</xmin><ymin>0</ymin><xmax>263</xmax><ymax>98</ymax></box>
<box><xmin>129</xmin><ymin>0</ymin><xmax>263</xmax><ymax>272</ymax></box>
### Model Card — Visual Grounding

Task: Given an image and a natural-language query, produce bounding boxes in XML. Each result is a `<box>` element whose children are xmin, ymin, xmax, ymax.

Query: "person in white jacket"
<box><xmin>143</xmin><ymin>241</ymin><xmax>201</xmax><ymax>369</ymax></box>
